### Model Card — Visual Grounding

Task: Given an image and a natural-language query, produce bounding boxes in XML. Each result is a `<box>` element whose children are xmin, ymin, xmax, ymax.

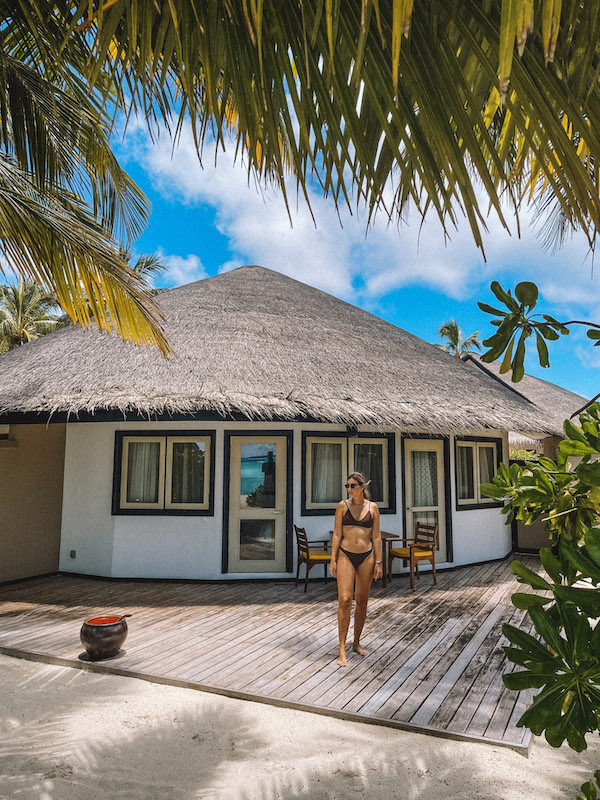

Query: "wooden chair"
<box><xmin>387</xmin><ymin>522</ymin><xmax>438</xmax><ymax>589</ymax></box>
<box><xmin>294</xmin><ymin>525</ymin><xmax>331</xmax><ymax>592</ymax></box>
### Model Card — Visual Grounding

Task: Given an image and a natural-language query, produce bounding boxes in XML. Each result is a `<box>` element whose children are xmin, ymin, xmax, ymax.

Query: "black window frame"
<box><xmin>454</xmin><ymin>435</ymin><xmax>504</xmax><ymax>511</ymax></box>
<box><xmin>112</xmin><ymin>429</ymin><xmax>216</xmax><ymax>516</ymax></box>
<box><xmin>301</xmin><ymin>430</ymin><xmax>396</xmax><ymax>516</ymax></box>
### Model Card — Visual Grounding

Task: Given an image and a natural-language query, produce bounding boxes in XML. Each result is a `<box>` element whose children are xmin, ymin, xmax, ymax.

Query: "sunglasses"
<box><xmin>345</xmin><ymin>482</ymin><xmax>364</xmax><ymax>489</ymax></box>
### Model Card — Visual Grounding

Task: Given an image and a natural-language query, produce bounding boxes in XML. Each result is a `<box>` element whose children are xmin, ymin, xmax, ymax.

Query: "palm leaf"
<box><xmin>0</xmin><ymin>156</ymin><xmax>168</xmax><ymax>352</ymax></box>
<box><xmin>62</xmin><ymin>0</ymin><xmax>600</xmax><ymax>251</ymax></box>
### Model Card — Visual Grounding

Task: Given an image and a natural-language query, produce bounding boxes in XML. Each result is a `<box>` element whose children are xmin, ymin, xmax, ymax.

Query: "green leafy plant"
<box><xmin>482</xmin><ymin>404</ymin><xmax>600</xmax><ymax>751</ymax></box>
<box><xmin>509</xmin><ymin>449</ymin><xmax>541</xmax><ymax>462</ymax></box>
<box><xmin>577</xmin><ymin>771</ymin><xmax>600</xmax><ymax>800</ymax></box>
<box><xmin>478</xmin><ymin>280</ymin><xmax>600</xmax><ymax>386</ymax></box>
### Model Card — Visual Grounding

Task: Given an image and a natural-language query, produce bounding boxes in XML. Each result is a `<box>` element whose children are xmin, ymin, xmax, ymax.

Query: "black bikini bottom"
<box><xmin>340</xmin><ymin>547</ymin><xmax>373</xmax><ymax>570</ymax></box>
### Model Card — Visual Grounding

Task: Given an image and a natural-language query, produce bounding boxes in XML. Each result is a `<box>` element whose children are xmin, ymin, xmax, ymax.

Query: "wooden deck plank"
<box><xmin>0</xmin><ymin>557</ymin><xmax>538</xmax><ymax>752</ymax></box>
<box><xmin>346</xmin><ymin>564</ymin><xmax>511</xmax><ymax>718</ymax></box>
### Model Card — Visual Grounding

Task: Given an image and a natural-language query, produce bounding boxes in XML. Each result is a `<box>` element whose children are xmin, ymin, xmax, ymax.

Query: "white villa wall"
<box><xmin>448</xmin><ymin>430</ymin><xmax>512</xmax><ymax>566</ymax></box>
<box><xmin>59</xmin><ymin>420</ymin><xmax>511</xmax><ymax>580</ymax></box>
<box><xmin>60</xmin><ymin>424</ymin><xmax>116</xmax><ymax>576</ymax></box>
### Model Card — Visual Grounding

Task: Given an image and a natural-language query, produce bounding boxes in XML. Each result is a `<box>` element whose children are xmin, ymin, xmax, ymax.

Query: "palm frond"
<box><xmin>0</xmin><ymin>156</ymin><xmax>168</xmax><ymax>352</ymax></box>
<box><xmin>60</xmin><ymin>0</ymin><xmax>600</xmax><ymax>251</ymax></box>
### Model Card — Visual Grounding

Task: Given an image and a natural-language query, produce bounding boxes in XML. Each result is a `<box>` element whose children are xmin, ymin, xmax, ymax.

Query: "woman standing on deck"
<box><xmin>330</xmin><ymin>472</ymin><xmax>382</xmax><ymax>666</ymax></box>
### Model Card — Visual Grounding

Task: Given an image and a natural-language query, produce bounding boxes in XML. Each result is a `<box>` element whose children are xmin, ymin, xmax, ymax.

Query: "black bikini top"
<box><xmin>342</xmin><ymin>501</ymin><xmax>373</xmax><ymax>529</ymax></box>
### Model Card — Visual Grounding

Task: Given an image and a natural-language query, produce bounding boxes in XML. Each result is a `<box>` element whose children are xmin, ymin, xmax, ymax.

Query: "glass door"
<box><xmin>228</xmin><ymin>436</ymin><xmax>287</xmax><ymax>573</ymax></box>
<box><xmin>404</xmin><ymin>439</ymin><xmax>447</xmax><ymax>563</ymax></box>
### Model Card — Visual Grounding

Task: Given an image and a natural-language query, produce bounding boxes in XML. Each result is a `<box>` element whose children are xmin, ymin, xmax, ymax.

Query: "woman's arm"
<box><xmin>372</xmin><ymin>504</ymin><xmax>383</xmax><ymax>580</ymax></box>
<box><xmin>330</xmin><ymin>502</ymin><xmax>344</xmax><ymax>577</ymax></box>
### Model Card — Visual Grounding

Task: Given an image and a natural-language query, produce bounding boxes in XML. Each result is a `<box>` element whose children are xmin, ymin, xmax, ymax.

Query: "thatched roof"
<box><xmin>0</xmin><ymin>266</ymin><xmax>559</xmax><ymax>434</ymax></box>
<box><xmin>464</xmin><ymin>354</ymin><xmax>588</xmax><ymax>440</ymax></box>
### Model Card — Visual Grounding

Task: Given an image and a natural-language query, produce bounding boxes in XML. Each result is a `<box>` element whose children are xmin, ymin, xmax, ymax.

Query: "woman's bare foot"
<box><xmin>337</xmin><ymin>646</ymin><xmax>347</xmax><ymax>666</ymax></box>
<box><xmin>353</xmin><ymin>643</ymin><xmax>368</xmax><ymax>656</ymax></box>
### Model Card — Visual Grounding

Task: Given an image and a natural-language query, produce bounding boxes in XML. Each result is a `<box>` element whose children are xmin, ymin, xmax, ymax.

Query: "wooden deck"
<box><xmin>0</xmin><ymin>556</ymin><xmax>538</xmax><ymax>753</ymax></box>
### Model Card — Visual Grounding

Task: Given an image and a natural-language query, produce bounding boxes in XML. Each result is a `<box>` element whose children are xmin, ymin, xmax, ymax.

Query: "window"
<box><xmin>455</xmin><ymin>439</ymin><xmax>500</xmax><ymax>507</ymax></box>
<box><xmin>304</xmin><ymin>434</ymin><xmax>392</xmax><ymax>511</ymax></box>
<box><xmin>115</xmin><ymin>432</ymin><xmax>213</xmax><ymax>514</ymax></box>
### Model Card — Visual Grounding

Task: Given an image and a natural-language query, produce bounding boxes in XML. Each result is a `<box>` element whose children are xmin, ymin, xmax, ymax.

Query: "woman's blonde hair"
<box><xmin>347</xmin><ymin>472</ymin><xmax>371</xmax><ymax>500</ymax></box>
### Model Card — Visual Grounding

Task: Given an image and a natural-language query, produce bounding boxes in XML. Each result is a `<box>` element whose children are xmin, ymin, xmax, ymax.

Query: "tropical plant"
<box><xmin>509</xmin><ymin>448</ymin><xmax>540</xmax><ymax>461</ymax></box>
<box><xmin>435</xmin><ymin>319</ymin><xmax>482</xmax><ymax>358</ymax></box>
<box><xmin>0</xmin><ymin>2</ymin><xmax>167</xmax><ymax>351</ymax></box>
<box><xmin>577</xmin><ymin>772</ymin><xmax>600</xmax><ymax>800</ymax></box>
<box><xmin>482</xmin><ymin>403</ymin><xmax>600</xmax><ymax>752</ymax></box>
<box><xmin>0</xmin><ymin>279</ymin><xmax>63</xmax><ymax>352</ymax></box>
<box><xmin>13</xmin><ymin>1</ymin><xmax>600</xmax><ymax>260</ymax></box>
<box><xmin>5</xmin><ymin>2</ymin><xmax>600</xmax><ymax>349</ymax></box>
<box><xmin>478</xmin><ymin>280</ymin><xmax>598</xmax><ymax>408</ymax></box>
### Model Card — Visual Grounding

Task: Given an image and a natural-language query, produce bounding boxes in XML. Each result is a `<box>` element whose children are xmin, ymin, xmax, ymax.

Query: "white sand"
<box><xmin>0</xmin><ymin>653</ymin><xmax>598</xmax><ymax>800</ymax></box>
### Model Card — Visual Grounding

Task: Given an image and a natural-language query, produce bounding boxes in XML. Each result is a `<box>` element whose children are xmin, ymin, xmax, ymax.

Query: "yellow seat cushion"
<box><xmin>302</xmin><ymin>550</ymin><xmax>330</xmax><ymax>560</ymax></box>
<box><xmin>390</xmin><ymin>547</ymin><xmax>433</xmax><ymax>558</ymax></box>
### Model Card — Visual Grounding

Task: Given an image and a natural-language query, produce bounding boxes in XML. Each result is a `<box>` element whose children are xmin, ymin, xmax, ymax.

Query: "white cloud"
<box><xmin>159</xmin><ymin>252</ymin><xmax>208</xmax><ymax>286</ymax></box>
<box><xmin>120</xmin><ymin>122</ymin><xmax>600</xmax><ymax>323</ymax></box>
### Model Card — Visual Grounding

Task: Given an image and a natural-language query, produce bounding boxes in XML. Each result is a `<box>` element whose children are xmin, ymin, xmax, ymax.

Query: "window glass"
<box><xmin>479</xmin><ymin>445</ymin><xmax>496</xmax><ymax>487</ymax></box>
<box><xmin>457</xmin><ymin>446</ymin><xmax>475</xmax><ymax>500</ymax></box>
<box><xmin>354</xmin><ymin>442</ymin><xmax>384</xmax><ymax>502</ymax></box>
<box><xmin>171</xmin><ymin>441</ymin><xmax>205</xmax><ymax>504</ymax></box>
<box><xmin>311</xmin><ymin>442</ymin><xmax>343</xmax><ymax>503</ymax></box>
<box><xmin>412</xmin><ymin>450</ymin><xmax>438</xmax><ymax>506</ymax></box>
<box><xmin>240</xmin><ymin>519</ymin><xmax>276</xmax><ymax>560</ymax></box>
<box><xmin>240</xmin><ymin>443</ymin><xmax>276</xmax><ymax>508</ymax></box>
<box><xmin>126</xmin><ymin>441</ymin><xmax>161</xmax><ymax>504</ymax></box>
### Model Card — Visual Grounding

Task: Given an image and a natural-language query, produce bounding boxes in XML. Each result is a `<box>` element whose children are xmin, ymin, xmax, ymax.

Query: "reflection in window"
<box><xmin>354</xmin><ymin>443</ymin><xmax>384</xmax><ymax>502</ymax></box>
<box><xmin>171</xmin><ymin>441</ymin><xmax>205</xmax><ymax>504</ymax></box>
<box><xmin>241</xmin><ymin>443</ymin><xmax>276</xmax><ymax>508</ymax></box>
<box><xmin>457</xmin><ymin>446</ymin><xmax>475</xmax><ymax>500</ymax></box>
<box><xmin>240</xmin><ymin>519</ymin><xmax>276</xmax><ymax>560</ymax></box>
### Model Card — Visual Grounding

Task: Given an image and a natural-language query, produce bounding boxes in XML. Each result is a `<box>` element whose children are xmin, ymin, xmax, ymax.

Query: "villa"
<box><xmin>0</xmin><ymin>265</ymin><xmax>558</xmax><ymax>584</ymax></box>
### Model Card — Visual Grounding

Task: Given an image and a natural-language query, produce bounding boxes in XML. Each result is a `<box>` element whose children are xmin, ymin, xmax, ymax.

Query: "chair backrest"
<box><xmin>414</xmin><ymin>521</ymin><xmax>438</xmax><ymax>548</ymax></box>
<box><xmin>294</xmin><ymin>525</ymin><xmax>309</xmax><ymax>557</ymax></box>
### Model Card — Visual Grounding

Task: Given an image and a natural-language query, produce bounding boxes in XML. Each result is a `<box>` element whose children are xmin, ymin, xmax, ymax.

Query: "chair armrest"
<box><xmin>307</xmin><ymin>539</ymin><xmax>330</xmax><ymax>549</ymax></box>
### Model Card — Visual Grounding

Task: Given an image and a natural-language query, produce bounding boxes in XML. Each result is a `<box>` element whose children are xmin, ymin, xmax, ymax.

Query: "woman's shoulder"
<box><xmin>369</xmin><ymin>501</ymin><xmax>380</xmax><ymax>514</ymax></box>
<box><xmin>337</xmin><ymin>499</ymin><xmax>348</xmax><ymax>510</ymax></box>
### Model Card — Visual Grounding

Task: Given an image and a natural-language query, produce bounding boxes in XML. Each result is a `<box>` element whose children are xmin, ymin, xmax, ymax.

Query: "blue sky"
<box><xmin>114</xmin><ymin>121</ymin><xmax>600</xmax><ymax>402</ymax></box>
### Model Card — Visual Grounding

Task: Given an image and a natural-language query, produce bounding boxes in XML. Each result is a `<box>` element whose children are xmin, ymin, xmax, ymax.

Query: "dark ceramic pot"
<box><xmin>80</xmin><ymin>614</ymin><xmax>131</xmax><ymax>660</ymax></box>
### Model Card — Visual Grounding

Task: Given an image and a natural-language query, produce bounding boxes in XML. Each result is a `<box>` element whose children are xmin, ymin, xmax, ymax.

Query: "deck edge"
<box><xmin>0</xmin><ymin>645</ymin><xmax>531</xmax><ymax>756</ymax></box>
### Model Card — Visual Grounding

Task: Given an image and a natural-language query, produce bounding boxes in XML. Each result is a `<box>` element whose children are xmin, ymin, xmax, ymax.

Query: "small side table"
<box><xmin>380</xmin><ymin>531</ymin><xmax>401</xmax><ymax>587</ymax></box>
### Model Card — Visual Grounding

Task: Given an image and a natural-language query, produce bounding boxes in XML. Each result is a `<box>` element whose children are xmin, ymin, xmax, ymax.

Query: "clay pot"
<box><xmin>80</xmin><ymin>614</ymin><xmax>131</xmax><ymax>660</ymax></box>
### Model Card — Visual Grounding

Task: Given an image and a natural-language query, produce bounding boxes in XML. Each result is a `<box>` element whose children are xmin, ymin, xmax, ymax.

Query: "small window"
<box><xmin>306</xmin><ymin>437</ymin><xmax>348</xmax><ymax>509</ymax></box>
<box><xmin>456</xmin><ymin>440</ymin><xmax>499</xmax><ymax>507</ymax></box>
<box><xmin>305</xmin><ymin>435</ymin><xmax>390</xmax><ymax>510</ymax></box>
<box><xmin>117</xmin><ymin>433</ymin><xmax>212</xmax><ymax>513</ymax></box>
<box><xmin>350</xmin><ymin>438</ymin><xmax>389</xmax><ymax>506</ymax></box>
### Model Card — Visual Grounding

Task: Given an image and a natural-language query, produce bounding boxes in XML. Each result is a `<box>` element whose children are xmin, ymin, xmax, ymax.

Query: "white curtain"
<box><xmin>312</xmin><ymin>442</ymin><xmax>342</xmax><ymax>503</ymax></box>
<box><xmin>457</xmin><ymin>446</ymin><xmax>474</xmax><ymax>500</ymax></box>
<box><xmin>411</xmin><ymin>451</ymin><xmax>437</xmax><ymax>507</ymax></box>
<box><xmin>127</xmin><ymin>441</ymin><xmax>160</xmax><ymax>503</ymax></box>
<box><xmin>479</xmin><ymin>446</ymin><xmax>495</xmax><ymax>486</ymax></box>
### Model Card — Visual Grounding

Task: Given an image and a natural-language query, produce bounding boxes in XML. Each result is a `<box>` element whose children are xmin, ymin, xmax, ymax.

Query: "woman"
<box><xmin>330</xmin><ymin>472</ymin><xmax>382</xmax><ymax>666</ymax></box>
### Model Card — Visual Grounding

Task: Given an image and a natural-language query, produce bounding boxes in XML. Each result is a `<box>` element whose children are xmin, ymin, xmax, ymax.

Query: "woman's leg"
<box><xmin>336</xmin><ymin>552</ymin><xmax>355</xmax><ymax>666</ymax></box>
<box><xmin>353</xmin><ymin>552</ymin><xmax>375</xmax><ymax>655</ymax></box>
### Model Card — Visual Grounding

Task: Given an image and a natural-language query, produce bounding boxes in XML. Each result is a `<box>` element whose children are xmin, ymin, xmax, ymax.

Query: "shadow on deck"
<box><xmin>0</xmin><ymin>556</ymin><xmax>538</xmax><ymax>754</ymax></box>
